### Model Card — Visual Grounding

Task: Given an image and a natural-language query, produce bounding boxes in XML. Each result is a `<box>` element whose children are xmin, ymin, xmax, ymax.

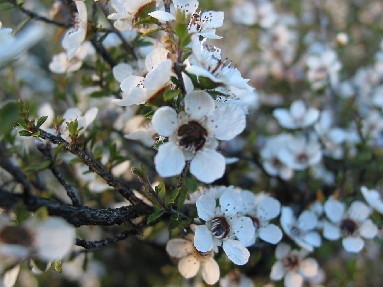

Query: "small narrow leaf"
<box><xmin>163</xmin><ymin>89</ymin><xmax>181</xmax><ymax>101</ymax></box>
<box><xmin>168</xmin><ymin>220</ymin><xmax>180</xmax><ymax>230</ymax></box>
<box><xmin>147</xmin><ymin>209</ymin><xmax>166</xmax><ymax>224</ymax></box>
<box><xmin>19</xmin><ymin>130</ymin><xmax>32</xmax><ymax>137</ymax></box>
<box><xmin>53</xmin><ymin>261</ymin><xmax>63</xmax><ymax>274</ymax></box>
<box><xmin>36</xmin><ymin>116</ymin><xmax>48</xmax><ymax>128</ymax></box>
<box><xmin>168</xmin><ymin>188</ymin><xmax>180</xmax><ymax>205</ymax></box>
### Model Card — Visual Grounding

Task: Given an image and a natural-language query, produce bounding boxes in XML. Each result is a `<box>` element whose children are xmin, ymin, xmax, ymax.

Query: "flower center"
<box><xmin>282</xmin><ymin>254</ymin><xmax>300</xmax><ymax>270</ymax></box>
<box><xmin>290</xmin><ymin>225</ymin><xmax>303</xmax><ymax>237</ymax></box>
<box><xmin>178</xmin><ymin>121</ymin><xmax>207</xmax><ymax>152</ymax></box>
<box><xmin>296</xmin><ymin>153</ymin><xmax>309</xmax><ymax>164</ymax></box>
<box><xmin>0</xmin><ymin>226</ymin><xmax>33</xmax><ymax>247</ymax></box>
<box><xmin>211</xmin><ymin>216</ymin><xmax>231</xmax><ymax>240</ymax></box>
<box><xmin>340</xmin><ymin>218</ymin><xmax>358</xmax><ymax>237</ymax></box>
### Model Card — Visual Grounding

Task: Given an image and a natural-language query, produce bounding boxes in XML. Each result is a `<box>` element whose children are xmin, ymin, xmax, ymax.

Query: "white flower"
<box><xmin>323</xmin><ymin>197</ymin><xmax>378</xmax><ymax>253</ymax></box>
<box><xmin>260</xmin><ymin>134</ymin><xmax>294</xmax><ymax>180</ymax></box>
<box><xmin>361</xmin><ymin>186</ymin><xmax>383</xmax><ymax>214</ymax></box>
<box><xmin>278</xmin><ymin>136</ymin><xmax>322</xmax><ymax>170</ymax></box>
<box><xmin>152</xmin><ymin>90</ymin><xmax>246</xmax><ymax>183</ymax></box>
<box><xmin>361</xmin><ymin>109</ymin><xmax>383</xmax><ymax>141</ymax></box>
<box><xmin>62</xmin><ymin>0</ymin><xmax>87</xmax><ymax>60</ymax></box>
<box><xmin>112</xmin><ymin>48</ymin><xmax>173</xmax><ymax>106</ymax></box>
<box><xmin>220</xmin><ymin>269</ymin><xmax>254</xmax><ymax>287</ymax></box>
<box><xmin>108</xmin><ymin>0</ymin><xmax>158</xmax><ymax>31</ymax></box>
<box><xmin>270</xmin><ymin>243</ymin><xmax>318</xmax><ymax>287</ymax></box>
<box><xmin>194</xmin><ymin>187</ymin><xmax>255</xmax><ymax>265</ymax></box>
<box><xmin>273</xmin><ymin>100</ymin><xmax>319</xmax><ymax>129</ymax></box>
<box><xmin>280</xmin><ymin>207</ymin><xmax>322</xmax><ymax>252</ymax></box>
<box><xmin>240</xmin><ymin>191</ymin><xmax>283</xmax><ymax>245</ymax></box>
<box><xmin>166</xmin><ymin>235</ymin><xmax>220</xmax><ymax>285</ymax></box>
<box><xmin>306</xmin><ymin>49</ymin><xmax>341</xmax><ymax>90</ymax></box>
<box><xmin>0</xmin><ymin>216</ymin><xmax>75</xmax><ymax>264</ymax></box>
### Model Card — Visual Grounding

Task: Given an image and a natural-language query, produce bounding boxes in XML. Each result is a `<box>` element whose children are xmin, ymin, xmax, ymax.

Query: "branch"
<box><xmin>36</xmin><ymin>129</ymin><xmax>143</xmax><ymax>206</ymax></box>
<box><xmin>0</xmin><ymin>188</ymin><xmax>152</xmax><ymax>227</ymax></box>
<box><xmin>10</xmin><ymin>0</ymin><xmax>71</xmax><ymax>28</ymax></box>
<box><xmin>75</xmin><ymin>224</ymin><xmax>143</xmax><ymax>249</ymax></box>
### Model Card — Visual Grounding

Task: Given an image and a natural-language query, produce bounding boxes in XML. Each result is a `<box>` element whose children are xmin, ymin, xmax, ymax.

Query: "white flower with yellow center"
<box><xmin>152</xmin><ymin>90</ymin><xmax>246</xmax><ymax>183</ymax></box>
<box><xmin>166</xmin><ymin>234</ymin><xmax>220</xmax><ymax>285</ymax></box>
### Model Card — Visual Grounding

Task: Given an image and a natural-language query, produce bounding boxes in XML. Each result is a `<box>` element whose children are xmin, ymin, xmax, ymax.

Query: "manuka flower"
<box><xmin>166</xmin><ymin>234</ymin><xmax>220</xmax><ymax>285</ymax></box>
<box><xmin>270</xmin><ymin>243</ymin><xmax>318</xmax><ymax>287</ymax></box>
<box><xmin>273</xmin><ymin>100</ymin><xmax>319</xmax><ymax>129</ymax></box>
<box><xmin>194</xmin><ymin>187</ymin><xmax>255</xmax><ymax>265</ymax></box>
<box><xmin>152</xmin><ymin>90</ymin><xmax>246</xmax><ymax>183</ymax></box>
<box><xmin>323</xmin><ymin>197</ymin><xmax>378</xmax><ymax>253</ymax></box>
<box><xmin>280</xmin><ymin>207</ymin><xmax>321</xmax><ymax>252</ymax></box>
<box><xmin>240</xmin><ymin>191</ymin><xmax>283</xmax><ymax>245</ymax></box>
<box><xmin>361</xmin><ymin>186</ymin><xmax>383</xmax><ymax>214</ymax></box>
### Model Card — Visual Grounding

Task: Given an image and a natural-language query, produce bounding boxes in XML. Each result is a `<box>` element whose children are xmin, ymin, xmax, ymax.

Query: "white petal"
<box><xmin>361</xmin><ymin>186</ymin><xmax>383</xmax><ymax>213</ymax></box>
<box><xmin>323</xmin><ymin>221</ymin><xmax>341</xmax><ymax>240</ymax></box>
<box><xmin>230</xmin><ymin>216</ymin><xmax>256</xmax><ymax>246</ymax></box>
<box><xmin>154</xmin><ymin>142</ymin><xmax>185</xmax><ymax>177</ymax></box>
<box><xmin>219</xmin><ymin>188</ymin><xmax>241</xmax><ymax>215</ymax></box>
<box><xmin>275</xmin><ymin>243</ymin><xmax>291</xmax><ymax>259</ymax></box>
<box><xmin>148</xmin><ymin>11</ymin><xmax>175</xmax><ymax>22</ymax></box>
<box><xmin>297</xmin><ymin>210</ymin><xmax>318</xmax><ymax>231</ymax></box>
<box><xmin>208</xmin><ymin>103</ymin><xmax>246</xmax><ymax>140</ymax></box>
<box><xmin>144</xmin><ymin>59</ymin><xmax>172</xmax><ymax>91</ymax></box>
<box><xmin>359</xmin><ymin>219</ymin><xmax>378</xmax><ymax>239</ymax></box>
<box><xmin>2</xmin><ymin>264</ymin><xmax>20</xmax><ymax>287</ymax></box>
<box><xmin>324</xmin><ymin>198</ymin><xmax>345</xmax><ymax>223</ymax></box>
<box><xmin>201</xmin><ymin>257</ymin><xmax>220</xmax><ymax>285</ymax></box>
<box><xmin>184</xmin><ymin>90</ymin><xmax>215</xmax><ymax>120</ymax></box>
<box><xmin>190</xmin><ymin>149</ymin><xmax>225</xmax><ymax>183</ymax></box>
<box><xmin>285</xmin><ymin>271</ymin><xmax>303</xmax><ymax>287</ymax></box>
<box><xmin>196</xmin><ymin>195</ymin><xmax>216</xmax><ymax>221</ymax></box>
<box><xmin>83</xmin><ymin>107</ymin><xmax>98</xmax><ymax>126</ymax></box>
<box><xmin>273</xmin><ymin>109</ymin><xmax>295</xmax><ymax>129</ymax></box>
<box><xmin>302</xmin><ymin>231</ymin><xmax>322</xmax><ymax>248</ymax></box>
<box><xmin>259</xmin><ymin>224</ymin><xmax>283</xmax><ymax>244</ymax></box>
<box><xmin>290</xmin><ymin>100</ymin><xmax>306</xmax><ymax>119</ymax></box>
<box><xmin>178</xmin><ymin>254</ymin><xmax>200</xmax><ymax>278</ymax></box>
<box><xmin>201</xmin><ymin>11</ymin><xmax>224</xmax><ymax>28</ymax></box>
<box><xmin>35</xmin><ymin>217</ymin><xmax>75</xmax><ymax>261</ymax></box>
<box><xmin>303</xmin><ymin>108</ymin><xmax>320</xmax><ymax>127</ymax></box>
<box><xmin>222</xmin><ymin>239</ymin><xmax>250</xmax><ymax>265</ymax></box>
<box><xmin>348</xmin><ymin>201</ymin><xmax>371</xmax><ymax>222</ymax></box>
<box><xmin>257</xmin><ymin>197</ymin><xmax>281</xmax><ymax>221</ymax></box>
<box><xmin>113</xmin><ymin>63</ymin><xmax>133</xmax><ymax>82</ymax></box>
<box><xmin>194</xmin><ymin>225</ymin><xmax>213</xmax><ymax>252</ymax></box>
<box><xmin>166</xmin><ymin>238</ymin><xmax>193</xmax><ymax>258</ymax></box>
<box><xmin>152</xmin><ymin>106</ymin><xmax>179</xmax><ymax>136</ymax></box>
<box><xmin>342</xmin><ymin>237</ymin><xmax>364</xmax><ymax>253</ymax></box>
<box><xmin>280</xmin><ymin>206</ymin><xmax>295</xmax><ymax>232</ymax></box>
<box><xmin>300</xmin><ymin>258</ymin><xmax>318</xmax><ymax>277</ymax></box>
<box><xmin>270</xmin><ymin>261</ymin><xmax>285</xmax><ymax>280</ymax></box>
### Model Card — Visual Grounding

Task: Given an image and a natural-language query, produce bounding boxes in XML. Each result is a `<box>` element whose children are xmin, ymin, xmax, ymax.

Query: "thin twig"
<box><xmin>10</xmin><ymin>0</ymin><xmax>71</xmax><ymax>28</ymax></box>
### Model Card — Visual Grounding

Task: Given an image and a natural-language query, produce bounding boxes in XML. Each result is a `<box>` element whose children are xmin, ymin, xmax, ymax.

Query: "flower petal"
<box><xmin>144</xmin><ymin>59</ymin><xmax>172</xmax><ymax>91</ymax></box>
<box><xmin>222</xmin><ymin>239</ymin><xmax>250</xmax><ymax>265</ymax></box>
<box><xmin>359</xmin><ymin>219</ymin><xmax>378</xmax><ymax>239</ymax></box>
<box><xmin>194</xmin><ymin>225</ymin><xmax>213</xmax><ymax>252</ymax></box>
<box><xmin>342</xmin><ymin>237</ymin><xmax>364</xmax><ymax>253</ymax></box>
<box><xmin>323</xmin><ymin>221</ymin><xmax>341</xmax><ymax>240</ymax></box>
<box><xmin>230</xmin><ymin>216</ymin><xmax>256</xmax><ymax>247</ymax></box>
<box><xmin>154</xmin><ymin>142</ymin><xmax>185</xmax><ymax>177</ymax></box>
<box><xmin>300</xmin><ymin>258</ymin><xmax>318</xmax><ymax>277</ymax></box>
<box><xmin>201</xmin><ymin>257</ymin><xmax>220</xmax><ymax>285</ymax></box>
<box><xmin>257</xmin><ymin>197</ymin><xmax>281</xmax><ymax>221</ymax></box>
<box><xmin>190</xmin><ymin>149</ymin><xmax>225</xmax><ymax>183</ymax></box>
<box><xmin>148</xmin><ymin>11</ymin><xmax>175</xmax><ymax>22</ymax></box>
<box><xmin>285</xmin><ymin>271</ymin><xmax>303</xmax><ymax>287</ymax></box>
<box><xmin>270</xmin><ymin>261</ymin><xmax>285</xmax><ymax>281</ymax></box>
<box><xmin>297</xmin><ymin>210</ymin><xmax>318</xmax><ymax>231</ymax></box>
<box><xmin>348</xmin><ymin>201</ymin><xmax>371</xmax><ymax>222</ymax></box>
<box><xmin>166</xmin><ymin>238</ymin><xmax>193</xmax><ymax>258</ymax></box>
<box><xmin>184</xmin><ymin>90</ymin><xmax>215</xmax><ymax>120</ymax></box>
<box><xmin>178</xmin><ymin>254</ymin><xmax>200</xmax><ymax>278</ymax></box>
<box><xmin>275</xmin><ymin>243</ymin><xmax>291</xmax><ymax>259</ymax></box>
<box><xmin>196</xmin><ymin>195</ymin><xmax>216</xmax><ymax>221</ymax></box>
<box><xmin>152</xmin><ymin>106</ymin><xmax>179</xmax><ymax>136</ymax></box>
<box><xmin>207</xmin><ymin>102</ymin><xmax>246</xmax><ymax>141</ymax></box>
<box><xmin>259</xmin><ymin>224</ymin><xmax>283</xmax><ymax>244</ymax></box>
<box><xmin>324</xmin><ymin>198</ymin><xmax>345</xmax><ymax>223</ymax></box>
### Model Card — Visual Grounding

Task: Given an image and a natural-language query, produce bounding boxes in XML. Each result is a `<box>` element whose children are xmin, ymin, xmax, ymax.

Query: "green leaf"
<box><xmin>147</xmin><ymin>209</ymin><xmax>166</xmax><ymax>224</ymax></box>
<box><xmin>25</xmin><ymin>160</ymin><xmax>51</xmax><ymax>172</ymax></box>
<box><xmin>374</xmin><ymin>235</ymin><xmax>382</xmax><ymax>247</ymax></box>
<box><xmin>18</xmin><ymin>130</ymin><xmax>32</xmax><ymax>137</ymax></box>
<box><xmin>163</xmin><ymin>89</ymin><xmax>181</xmax><ymax>102</ymax></box>
<box><xmin>168</xmin><ymin>220</ymin><xmax>180</xmax><ymax>230</ymax></box>
<box><xmin>177</xmin><ymin>190</ymin><xmax>188</xmax><ymax>209</ymax></box>
<box><xmin>34</xmin><ymin>206</ymin><xmax>49</xmax><ymax>220</ymax></box>
<box><xmin>0</xmin><ymin>101</ymin><xmax>20</xmax><ymax>135</ymax></box>
<box><xmin>53</xmin><ymin>143</ymin><xmax>66</xmax><ymax>159</ymax></box>
<box><xmin>185</xmin><ymin>177</ymin><xmax>198</xmax><ymax>193</ymax></box>
<box><xmin>36</xmin><ymin>116</ymin><xmax>48</xmax><ymax>128</ymax></box>
<box><xmin>155</xmin><ymin>182</ymin><xmax>166</xmax><ymax>201</ymax></box>
<box><xmin>168</xmin><ymin>188</ymin><xmax>181</xmax><ymax>205</ymax></box>
<box><xmin>89</xmin><ymin>90</ymin><xmax>111</xmax><ymax>98</ymax></box>
<box><xmin>13</xmin><ymin>18</ymin><xmax>30</xmax><ymax>35</ymax></box>
<box><xmin>53</xmin><ymin>261</ymin><xmax>63</xmax><ymax>274</ymax></box>
<box><xmin>0</xmin><ymin>3</ymin><xmax>13</xmax><ymax>11</ymax></box>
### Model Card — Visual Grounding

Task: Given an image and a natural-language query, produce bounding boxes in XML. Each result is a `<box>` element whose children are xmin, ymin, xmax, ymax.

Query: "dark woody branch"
<box><xmin>0</xmin><ymin>187</ymin><xmax>152</xmax><ymax>227</ymax></box>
